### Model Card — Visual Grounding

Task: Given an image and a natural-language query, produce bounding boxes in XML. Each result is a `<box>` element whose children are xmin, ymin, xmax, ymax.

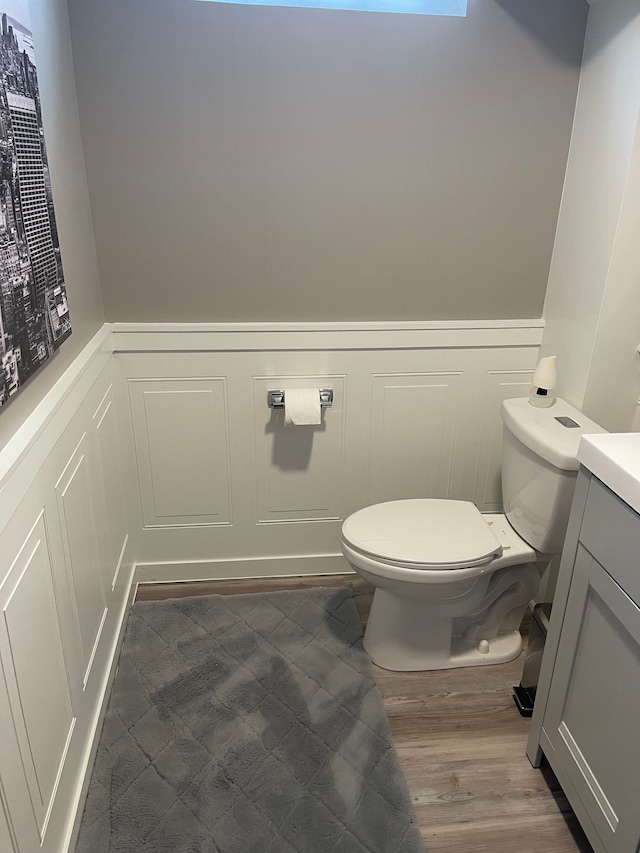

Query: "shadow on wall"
<box><xmin>266</xmin><ymin>413</ymin><xmax>326</xmax><ymax>470</ymax></box>
<box><xmin>492</xmin><ymin>0</ymin><xmax>588</xmax><ymax>65</ymax></box>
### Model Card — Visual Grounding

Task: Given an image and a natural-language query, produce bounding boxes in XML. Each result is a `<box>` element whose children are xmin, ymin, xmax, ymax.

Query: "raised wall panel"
<box><xmin>253</xmin><ymin>376</ymin><xmax>345</xmax><ymax>522</ymax></box>
<box><xmin>368</xmin><ymin>373</ymin><xmax>461</xmax><ymax>505</ymax></box>
<box><xmin>473</xmin><ymin>370</ymin><xmax>533</xmax><ymax>512</ymax></box>
<box><xmin>55</xmin><ymin>436</ymin><xmax>107</xmax><ymax>688</ymax></box>
<box><xmin>129</xmin><ymin>378</ymin><xmax>231</xmax><ymax>527</ymax></box>
<box><xmin>0</xmin><ymin>668</ymin><xmax>40</xmax><ymax>853</ymax></box>
<box><xmin>93</xmin><ymin>385</ymin><xmax>128</xmax><ymax>591</ymax></box>
<box><xmin>0</xmin><ymin>330</ymin><xmax>137</xmax><ymax>853</ymax></box>
<box><xmin>0</xmin><ymin>512</ymin><xmax>75</xmax><ymax>839</ymax></box>
<box><xmin>0</xmin><ymin>796</ymin><xmax>16</xmax><ymax>853</ymax></box>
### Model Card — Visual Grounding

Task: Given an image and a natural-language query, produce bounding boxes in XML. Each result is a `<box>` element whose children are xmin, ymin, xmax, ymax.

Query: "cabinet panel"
<box><xmin>580</xmin><ymin>477</ymin><xmax>640</xmax><ymax>603</ymax></box>
<box><xmin>544</xmin><ymin>545</ymin><xmax>640</xmax><ymax>853</ymax></box>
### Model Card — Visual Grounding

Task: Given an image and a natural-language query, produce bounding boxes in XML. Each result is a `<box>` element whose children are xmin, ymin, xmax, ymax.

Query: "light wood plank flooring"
<box><xmin>136</xmin><ymin>575</ymin><xmax>594</xmax><ymax>853</ymax></box>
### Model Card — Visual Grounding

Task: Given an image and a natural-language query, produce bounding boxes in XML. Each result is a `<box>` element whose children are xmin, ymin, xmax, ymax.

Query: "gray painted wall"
<box><xmin>0</xmin><ymin>0</ymin><xmax>105</xmax><ymax>454</ymax></box>
<box><xmin>67</xmin><ymin>0</ymin><xmax>587</xmax><ymax>322</ymax></box>
<box><xmin>540</xmin><ymin>0</ymin><xmax>640</xmax><ymax>432</ymax></box>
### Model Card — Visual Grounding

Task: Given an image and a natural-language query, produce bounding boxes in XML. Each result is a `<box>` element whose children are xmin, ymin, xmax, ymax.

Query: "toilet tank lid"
<box><xmin>500</xmin><ymin>397</ymin><xmax>607</xmax><ymax>471</ymax></box>
<box><xmin>342</xmin><ymin>499</ymin><xmax>502</xmax><ymax>567</ymax></box>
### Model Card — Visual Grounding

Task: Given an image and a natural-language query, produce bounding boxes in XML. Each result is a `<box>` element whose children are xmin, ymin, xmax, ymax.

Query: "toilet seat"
<box><xmin>341</xmin><ymin>499</ymin><xmax>503</xmax><ymax>570</ymax></box>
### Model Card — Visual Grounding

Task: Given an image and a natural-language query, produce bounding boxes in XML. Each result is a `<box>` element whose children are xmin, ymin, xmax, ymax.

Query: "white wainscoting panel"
<box><xmin>0</xmin><ymin>667</ymin><xmax>37</xmax><ymax>853</ymax></box>
<box><xmin>0</xmin><ymin>327</ymin><xmax>133</xmax><ymax>853</ymax></box>
<box><xmin>0</xmin><ymin>511</ymin><xmax>75</xmax><ymax>839</ymax></box>
<box><xmin>92</xmin><ymin>384</ymin><xmax>128</xmax><ymax>592</ymax></box>
<box><xmin>368</xmin><ymin>373</ymin><xmax>462</xmax><ymax>504</ymax></box>
<box><xmin>128</xmin><ymin>378</ymin><xmax>231</xmax><ymax>527</ymax></box>
<box><xmin>115</xmin><ymin>321</ymin><xmax>543</xmax><ymax>579</ymax></box>
<box><xmin>55</xmin><ymin>435</ymin><xmax>108</xmax><ymax>688</ymax></box>
<box><xmin>254</xmin><ymin>376</ymin><xmax>345</xmax><ymax>522</ymax></box>
<box><xmin>0</xmin><ymin>796</ymin><xmax>16</xmax><ymax>853</ymax></box>
<box><xmin>472</xmin><ymin>370</ymin><xmax>535</xmax><ymax>511</ymax></box>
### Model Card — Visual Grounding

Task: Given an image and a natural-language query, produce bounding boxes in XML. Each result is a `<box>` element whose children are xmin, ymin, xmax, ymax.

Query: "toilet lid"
<box><xmin>342</xmin><ymin>499</ymin><xmax>502</xmax><ymax>568</ymax></box>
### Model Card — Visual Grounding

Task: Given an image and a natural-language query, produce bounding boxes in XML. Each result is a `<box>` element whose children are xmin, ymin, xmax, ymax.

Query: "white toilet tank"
<box><xmin>500</xmin><ymin>398</ymin><xmax>605</xmax><ymax>554</ymax></box>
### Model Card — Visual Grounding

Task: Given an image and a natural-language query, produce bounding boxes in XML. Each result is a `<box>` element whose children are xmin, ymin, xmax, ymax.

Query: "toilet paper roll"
<box><xmin>284</xmin><ymin>388</ymin><xmax>322</xmax><ymax>426</ymax></box>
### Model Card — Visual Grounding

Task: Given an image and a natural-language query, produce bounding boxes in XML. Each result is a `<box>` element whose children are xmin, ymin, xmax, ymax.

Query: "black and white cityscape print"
<box><xmin>0</xmin><ymin>0</ymin><xmax>71</xmax><ymax>409</ymax></box>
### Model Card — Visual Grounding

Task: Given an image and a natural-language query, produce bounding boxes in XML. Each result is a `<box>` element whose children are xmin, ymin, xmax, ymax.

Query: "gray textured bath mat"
<box><xmin>76</xmin><ymin>587</ymin><xmax>425</xmax><ymax>853</ymax></box>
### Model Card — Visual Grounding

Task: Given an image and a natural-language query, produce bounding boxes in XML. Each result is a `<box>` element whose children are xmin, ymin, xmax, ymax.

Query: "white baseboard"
<box><xmin>134</xmin><ymin>553</ymin><xmax>352</xmax><ymax>584</ymax></box>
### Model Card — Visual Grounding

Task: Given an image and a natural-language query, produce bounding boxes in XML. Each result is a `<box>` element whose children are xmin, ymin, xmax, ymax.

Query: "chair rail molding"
<box><xmin>112</xmin><ymin>318</ymin><xmax>544</xmax><ymax>352</ymax></box>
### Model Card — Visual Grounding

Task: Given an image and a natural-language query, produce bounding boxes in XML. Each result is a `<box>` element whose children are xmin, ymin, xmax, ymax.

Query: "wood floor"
<box><xmin>136</xmin><ymin>575</ymin><xmax>594</xmax><ymax>853</ymax></box>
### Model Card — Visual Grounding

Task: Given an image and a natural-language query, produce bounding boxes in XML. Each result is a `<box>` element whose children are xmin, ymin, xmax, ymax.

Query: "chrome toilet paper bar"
<box><xmin>268</xmin><ymin>389</ymin><xmax>333</xmax><ymax>409</ymax></box>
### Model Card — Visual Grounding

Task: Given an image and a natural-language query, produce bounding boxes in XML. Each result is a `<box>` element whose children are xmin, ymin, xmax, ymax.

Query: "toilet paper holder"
<box><xmin>267</xmin><ymin>389</ymin><xmax>333</xmax><ymax>409</ymax></box>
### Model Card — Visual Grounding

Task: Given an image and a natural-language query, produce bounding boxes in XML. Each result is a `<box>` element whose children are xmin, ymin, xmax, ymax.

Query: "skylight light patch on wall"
<box><xmin>191</xmin><ymin>0</ymin><xmax>467</xmax><ymax>16</ymax></box>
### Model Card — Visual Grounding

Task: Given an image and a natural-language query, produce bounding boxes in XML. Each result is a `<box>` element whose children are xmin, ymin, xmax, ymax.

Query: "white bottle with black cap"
<box><xmin>529</xmin><ymin>356</ymin><xmax>557</xmax><ymax>408</ymax></box>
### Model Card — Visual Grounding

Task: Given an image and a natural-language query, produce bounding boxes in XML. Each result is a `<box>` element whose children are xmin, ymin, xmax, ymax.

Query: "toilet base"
<box><xmin>365</xmin><ymin>626</ymin><xmax>522</xmax><ymax>671</ymax></box>
<box><xmin>363</xmin><ymin>588</ymin><xmax>524</xmax><ymax>672</ymax></box>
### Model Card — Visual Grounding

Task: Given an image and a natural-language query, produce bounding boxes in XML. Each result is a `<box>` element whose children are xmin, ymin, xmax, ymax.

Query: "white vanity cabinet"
<box><xmin>527</xmin><ymin>448</ymin><xmax>640</xmax><ymax>853</ymax></box>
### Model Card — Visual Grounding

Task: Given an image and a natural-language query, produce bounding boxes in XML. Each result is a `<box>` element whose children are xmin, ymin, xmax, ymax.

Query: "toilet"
<box><xmin>341</xmin><ymin>397</ymin><xmax>605</xmax><ymax>671</ymax></box>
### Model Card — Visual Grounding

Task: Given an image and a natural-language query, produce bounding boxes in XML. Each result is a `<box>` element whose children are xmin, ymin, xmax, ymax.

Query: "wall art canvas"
<box><xmin>0</xmin><ymin>0</ymin><xmax>71</xmax><ymax>409</ymax></box>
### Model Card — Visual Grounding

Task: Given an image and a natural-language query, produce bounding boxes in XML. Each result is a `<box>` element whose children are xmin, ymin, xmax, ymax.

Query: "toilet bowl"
<box><xmin>341</xmin><ymin>397</ymin><xmax>606</xmax><ymax>672</ymax></box>
<box><xmin>342</xmin><ymin>500</ymin><xmax>543</xmax><ymax>670</ymax></box>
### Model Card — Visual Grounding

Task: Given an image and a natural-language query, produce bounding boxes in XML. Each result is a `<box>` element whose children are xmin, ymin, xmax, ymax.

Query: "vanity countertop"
<box><xmin>578</xmin><ymin>432</ymin><xmax>640</xmax><ymax>515</ymax></box>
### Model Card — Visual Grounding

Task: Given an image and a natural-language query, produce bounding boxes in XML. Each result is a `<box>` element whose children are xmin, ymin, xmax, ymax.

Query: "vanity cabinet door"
<box><xmin>542</xmin><ymin>544</ymin><xmax>640</xmax><ymax>853</ymax></box>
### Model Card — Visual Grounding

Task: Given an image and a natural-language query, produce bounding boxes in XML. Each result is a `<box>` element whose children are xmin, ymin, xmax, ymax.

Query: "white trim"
<box><xmin>112</xmin><ymin>319</ymin><xmax>544</xmax><ymax>352</ymax></box>
<box><xmin>114</xmin><ymin>319</ymin><xmax>544</xmax><ymax>332</ymax></box>
<box><xmin>134</xmin><ymin>554</ymin><xmax>351</xmax><ymax>584</ymax></box>
<box><xmin>0</xmin><ymin>324</ymin><xmax>113</xmax><ymax>495</ymax></box>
